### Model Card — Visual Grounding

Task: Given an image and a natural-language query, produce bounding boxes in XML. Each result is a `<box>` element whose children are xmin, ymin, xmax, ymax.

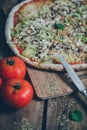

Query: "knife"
<box><xmin>56</xmin><ymin>54</ymin><xmax>87</xmax><ymax>98</ymax></box>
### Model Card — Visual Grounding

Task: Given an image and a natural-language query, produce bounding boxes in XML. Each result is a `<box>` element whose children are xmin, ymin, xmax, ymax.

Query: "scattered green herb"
<box><xmin>13</xmin><ymin>117</ymin><xmax>33</xmax><ymax>130</ymax></box>
<box><xmin>54</xmin><ymin>23</ymin><xmax>65</xmax><ymax>30</ymax></box>
<box><xmin>69</xmin><ymin>109</ymin><xmax>83</xmax><ymax>122</ymax></box>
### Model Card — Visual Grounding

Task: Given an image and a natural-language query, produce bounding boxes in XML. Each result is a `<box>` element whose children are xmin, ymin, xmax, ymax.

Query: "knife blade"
<box><xmin>56</xmin><ymin>54</ymin><xmax>87</xmax><ymax>98</ymax></box>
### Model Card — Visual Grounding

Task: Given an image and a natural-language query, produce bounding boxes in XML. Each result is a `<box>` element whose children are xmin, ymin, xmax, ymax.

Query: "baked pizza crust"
<box><xmin>5</xmin><ymin>0</ymin><xmax>87</xmax><ymax>71</ymax></box>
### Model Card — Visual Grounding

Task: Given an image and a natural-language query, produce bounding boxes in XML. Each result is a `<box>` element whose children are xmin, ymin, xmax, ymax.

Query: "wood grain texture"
<box><xmin>27</xmin><ymin>67</ymin><xmax>87</xmax><ymax>100</ymax></box>
<box><xmin>46</xmin><ymin>95</ymin><xmax>87</xmax><ymax>130</ymax></box>
<box><xmin>1</xmin><ymin>0</ymin><xmax>19</xmax><ymax>15</ymax></box>
<box><xmin>0</xmin><ymin>99</ymin><xmax>44</xmax><ymax>130</ymax></box>
<box><xmin>27</xmin><ymin>67</ymin><xmax>73</xmax><ymax>99</ymax></box>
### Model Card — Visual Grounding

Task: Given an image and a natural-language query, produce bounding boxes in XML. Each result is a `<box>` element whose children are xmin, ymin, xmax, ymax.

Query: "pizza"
<box><xmin>5</xmin><ymin>0</ymin><xmax>87</xmax><ymax>71</ymax></box>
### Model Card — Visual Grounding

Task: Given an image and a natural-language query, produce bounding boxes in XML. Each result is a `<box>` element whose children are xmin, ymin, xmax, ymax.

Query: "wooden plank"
<box><xmin>27</xmin><ymin>67</ymin><xmax>73</xmax><ymax>100</ymax></box>
<box><xmin>0</xmin><ymin>8</ymin><xmax>14</xmax><ymax>58</ymax></box>
<box><xmin>46</xmin><ymin>95</ymin><xmax>87</xmax><ymax>130</ymax></box>
<box><xmin>1</xmin><ymin>0</ymin><xmax>19</xmax><ymax>15</ymax></box>
<box><xmin>27</xmin><ymin>66</ymin><xmax>87</xmax><ymax>100</ymax></box>
<box><xmin>0</xmin><ymin>99</ymin><xmax>44</xmax><ymax>130</ymax></box>
<box><xmin>65</xmin><ymin>70</ymin><xmax>87</xmax><ymax>79</ymax></box>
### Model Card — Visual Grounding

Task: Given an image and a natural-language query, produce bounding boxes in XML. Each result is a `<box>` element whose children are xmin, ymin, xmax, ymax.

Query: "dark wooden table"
<box><xmin>0</xmin><ymin>1</ymin><xmax>87</xmax><ymax>130</ymax></box>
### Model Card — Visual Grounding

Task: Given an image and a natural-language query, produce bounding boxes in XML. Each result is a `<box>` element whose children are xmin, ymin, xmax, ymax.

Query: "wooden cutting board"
<box><xmin>27</xmin><ymin>67</ymin><xmax>72</xmax><ymax>99</ymax></box>
<box><xmin>27</xmin><ymin>66</ymin><xmax>87</xmax><ymax>100</ymax></box>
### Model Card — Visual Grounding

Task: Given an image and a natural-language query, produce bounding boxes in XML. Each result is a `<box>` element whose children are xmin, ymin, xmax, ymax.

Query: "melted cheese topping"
<box><xmin>11</xmin><ymin>0</ymin><xmax>87</xmax><ymax>64</ymax></box>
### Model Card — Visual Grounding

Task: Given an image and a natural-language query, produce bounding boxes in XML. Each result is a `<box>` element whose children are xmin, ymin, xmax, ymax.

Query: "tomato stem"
<box><xmin>14</xmin><ymin>82</ymin><xmax>21</xmax><ymax>90</ymax></box>
<box><xmin>6</xmin><ymin>58</ymin><xmax>14</xmax><ymax>65</ymax></box>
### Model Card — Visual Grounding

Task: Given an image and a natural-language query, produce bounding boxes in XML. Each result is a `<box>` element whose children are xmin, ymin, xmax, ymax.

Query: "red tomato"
<box><xmin>1</xmin><ymin>79</ymin><xmax>34</xmax><ymax>108</ymax></box>
<box><xmin>0</xmin><ymin>78</ymin><xmax>3</xmax><ymax>87</ymax></box>
<box><xmin>0</xmin><ymin>56</ymin><xmax>26</xmax><ymax>80</ymax></box>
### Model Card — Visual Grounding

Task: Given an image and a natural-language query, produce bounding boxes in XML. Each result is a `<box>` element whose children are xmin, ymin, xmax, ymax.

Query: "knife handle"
<box><xmin>81</xmin><ymin>90</ymin><xmax>87</xmax><ymax>98</ymax></box>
